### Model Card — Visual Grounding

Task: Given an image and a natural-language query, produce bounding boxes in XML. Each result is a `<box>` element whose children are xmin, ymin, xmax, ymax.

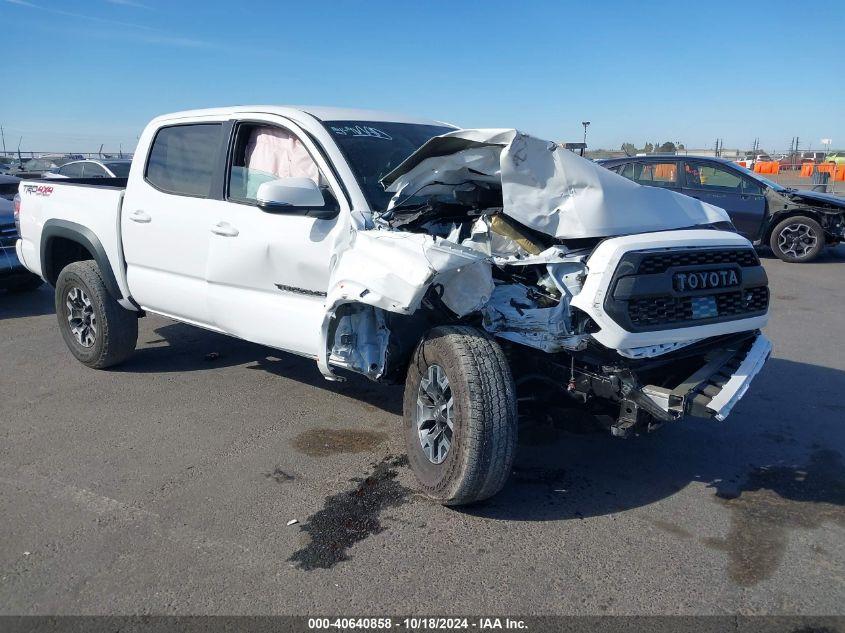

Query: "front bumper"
<box><xmin>636</xmin><ymin>332</ymin><xmax>772</xmax><ymax>423</ymax></box>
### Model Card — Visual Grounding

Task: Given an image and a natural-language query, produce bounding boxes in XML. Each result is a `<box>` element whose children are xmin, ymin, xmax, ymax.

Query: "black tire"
<box><xmin>402</xmin><ymin>325</ymin><xmax>517</xmax><ymax>506</ymax></box>
<box><xmin>769</xmin><ymin>215</ymin><xmax>825</xmax><ymax>263</ymax></box>
<box><xmin>5</xmin><ymin>274</ymin><xmax>43</xmax><ymax>293</ymax></box>
<box><xmin>55</xmin><ymin>260</ymin><xmax>138</xmax><ymax>368</ymax></box>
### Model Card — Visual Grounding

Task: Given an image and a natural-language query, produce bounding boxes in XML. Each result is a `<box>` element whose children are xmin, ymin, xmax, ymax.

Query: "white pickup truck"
<box><xmin>15</xmin><ymin>106</ymin><xmax>772</xmax><ymax>505</ymax></box>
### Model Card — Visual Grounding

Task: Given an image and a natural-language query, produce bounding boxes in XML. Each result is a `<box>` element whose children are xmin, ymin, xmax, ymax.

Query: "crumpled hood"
<box><xmin>783</xmin><ymin>188</ymin><xmax>845</xmax><ymax>209</ymax></box>
<box><xmin>381</xmin><ymin>128</ymin><xmax>730</xmax><ymax>240</ymax></box>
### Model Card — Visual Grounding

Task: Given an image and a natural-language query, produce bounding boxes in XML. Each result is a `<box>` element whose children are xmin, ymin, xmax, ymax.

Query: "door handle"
<box><xmin>211</xmin><ymin>221</ymin><xmax>239</xmax><ymax>237</ymax></box>
<box><xmin>130</xmin><ymin>210</ymin><xmax>151</xmax><ymax>223</ymax></box>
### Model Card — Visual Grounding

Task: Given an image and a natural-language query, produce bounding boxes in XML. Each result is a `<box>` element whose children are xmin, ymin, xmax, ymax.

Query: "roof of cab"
<box><xmin>152</xmin><ymin>105</ymin><xmax>451</xmax><ymax>127</ymax></box>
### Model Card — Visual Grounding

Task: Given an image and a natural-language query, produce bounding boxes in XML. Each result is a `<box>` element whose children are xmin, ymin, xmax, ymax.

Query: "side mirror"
<box><xmin>256</xmin><ymin>177</ymin><xmax>338</xmax><ymax>219</ymax></box>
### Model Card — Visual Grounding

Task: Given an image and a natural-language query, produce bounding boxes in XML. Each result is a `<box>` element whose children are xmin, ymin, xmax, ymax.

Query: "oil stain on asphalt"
<box><xmin>265</xmin><ymin>467</ymin><xmax>295</xmax><ymax>483</ymax></box>
<box><xmin>288</xmin><ymin>455</ymin><xmax>410</xmax><ymax>570</ymax></box>
<box><xmin>705</xmin><ymin>449</ymin><xmax>845</xmax><ymax>586</ymax></box>
<box><xmin>291</xmin><ymin>428</ymin><xmax>388</xmax><ymax>457</ymax></box>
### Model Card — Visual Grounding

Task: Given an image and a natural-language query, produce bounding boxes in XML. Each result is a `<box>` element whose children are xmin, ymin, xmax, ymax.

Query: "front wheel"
<box><xmin>770</xmin><ymin>216</ymin><xmax>825</xmax><ymax>263</ymax></box>
<box><xmin>55</xmin><ymin>260</ymin><xmax>138</xmax><ymax>368</ymax></box>
<box><xmin>402</xmin><ymin>326</ymin><xmax>517</xmax><ymax>506</ymax></box>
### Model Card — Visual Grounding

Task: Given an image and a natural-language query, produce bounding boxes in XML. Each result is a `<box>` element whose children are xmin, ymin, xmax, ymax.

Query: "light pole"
<box><xmin>582</xmin><ymin>121</ymin><xmax>591</xmax><ymax>147</ymax></box>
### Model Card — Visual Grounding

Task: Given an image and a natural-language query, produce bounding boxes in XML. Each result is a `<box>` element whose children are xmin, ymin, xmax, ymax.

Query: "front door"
<box><xmin>681</xmin><ymin>160</ymin><xmax>766</xmax><ymax>238</ymax></box>
<box><xmin>204</xmin><ymin>117</ymin><xmax>350</xmax><ymax>357</ymax></box>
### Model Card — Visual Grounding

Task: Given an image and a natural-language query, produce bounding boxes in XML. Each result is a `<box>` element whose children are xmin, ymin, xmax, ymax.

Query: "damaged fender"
<box><xmin>317</xmin><ymin>230</ymin><xmax>493</xmax><ymax>380</ymax></box>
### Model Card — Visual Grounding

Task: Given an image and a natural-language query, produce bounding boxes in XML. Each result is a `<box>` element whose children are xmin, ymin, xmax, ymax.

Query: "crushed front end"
<box><xmin>322</xmin><ymin>127</ymin><xmax>772</xmax><ymax>435</ymax></box>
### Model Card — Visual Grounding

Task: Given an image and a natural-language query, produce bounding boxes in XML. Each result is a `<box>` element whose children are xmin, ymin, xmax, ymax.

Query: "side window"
<box><xmin>227</xmin><ymin>123</ymin><xmax>322</xmax><ymax>204</ymax></box>
<box><xmin>82</xmin><ymin>163</ymin><xmax>107</xmax><ymax>178</ymax></box>
<box><xmin>685</xmin><ymin>162</ymin><xmax>743</xmax><ymax>191</ymax></box>
<box><xmin>145</xmin><ymin>123</ymin><xmax>222</xmax><ymax>197</ymax></box>
<box><xmin>742</xmin><ymin>178</ymin><xmax>764</xmax><ymax>195</ymax></box>
<box><xmin>630</xmin><ymin>162</ymin><xmax>678</xmax><ymax>187</ymax></box>
<box><xmin>60</xmin><ymin>163</ymin><xmax>84</xmax><ymax>178</ymax></box>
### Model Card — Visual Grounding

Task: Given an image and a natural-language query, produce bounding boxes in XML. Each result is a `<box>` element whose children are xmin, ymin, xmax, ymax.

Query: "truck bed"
<box><xmin>15</xmin><ymin>177</ymin><xmax>130</xmax><ymax>301</ymax></box>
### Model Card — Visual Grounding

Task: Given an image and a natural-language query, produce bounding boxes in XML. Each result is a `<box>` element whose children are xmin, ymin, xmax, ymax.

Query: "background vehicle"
<box><xmin>7</xmin><ymin>156</ymin><xmax>78</xmax><ymax>179</ymax></box>
<box><xmin>16</xmin><ymin>107</ymin><xmax>771</xmax><ymax>505</ymax></box>
<box><xmin>0</xmin><ymin>175</ymin><xmax>42</xmax><ymax>292</ymax></box>
<box><xmin>599</xmin><ymin>155</ymin><xmax>845</xmax><ymax>262</ymax></box>
<box><xmin>825</xmin><ymin>151</ymin><xmax>845</xmax><ymax>166</ymax></box>
<box><xmin>44</xmin><ymin>159</ymin><xmax>132</xmax><ymax>179</ymax></box>
<box><xmin>803</xmin><ymin>151</ymin><xmax>828</xmax><ymax>163</ymax></box>
<box><xmin>736</xmin><ymin>152</ymin><xmax>773</xmax><ymax>169</ymax></box>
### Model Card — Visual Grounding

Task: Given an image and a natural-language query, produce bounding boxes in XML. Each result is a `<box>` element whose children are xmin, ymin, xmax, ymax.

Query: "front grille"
<box><xmin>604</xmin><ymin>246</ymin><xmax>769</xmax><ymax>332</ymax></box>
<box><xmin>0</xmin><ymin>225</ymin><xmax>17</xmax><ymax>248</ymax></box>
<box><xmin>637</xmin><ymin>248</ymin><xmax>759</xmax><ymax>274</ymax></box>
<box><xmin>629</xmin><ymin>287</ymin><xmax>770</xmax><ymax>328</ymax></box>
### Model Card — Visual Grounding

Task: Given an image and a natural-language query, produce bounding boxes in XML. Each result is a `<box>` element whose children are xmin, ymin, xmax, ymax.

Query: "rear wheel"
<box><xmin>403</xmin><ymin>326</ymin><xmax>517</xmax><ymax>506</ymax></box>
<box><xmin>770</xmin><ymin>216</ymin><xmax>825</xmax><ymax>263</ymax></box>
<box><xmin>55</xmin><ymin>260</ymin><xmax>138</xmax><ymax>368</ymax></box>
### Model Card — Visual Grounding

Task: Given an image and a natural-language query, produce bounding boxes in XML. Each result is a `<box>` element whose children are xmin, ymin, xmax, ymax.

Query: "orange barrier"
<box><xmin>753</xmin><ymin>161</ymin><xmax>780</xmax><ymax>174</ymax></box>
<box><xmin>653</xmin><ymin>163</ymin><xmax>677</xmax><ymax>180</ymax></box>
<box><xmin>795</xmin><ymin>161</ymin><xmax>844</xmax><ymax>181</ymax></box>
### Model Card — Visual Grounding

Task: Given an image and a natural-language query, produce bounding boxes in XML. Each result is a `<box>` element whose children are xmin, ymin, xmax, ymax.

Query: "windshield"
<box><xmin>325</xmin><ymin>120</ymin><xmax>454</xmax><ymax>211</ymax></box>
<box><xmin>105</xmin><ymin>161</ymin><xmax>131</xmax><ymax>177</ymax></box>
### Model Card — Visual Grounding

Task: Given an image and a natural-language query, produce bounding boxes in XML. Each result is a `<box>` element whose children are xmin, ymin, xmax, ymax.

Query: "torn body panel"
<box><xmin>761</xmin><ymin>187</ymin><xmax>845</xmax><ymax>244</ymax></box>
<box><xmin>318</xmin><ymin>230</ymin><xmax>493</xmax><ymax>380</ymax></box>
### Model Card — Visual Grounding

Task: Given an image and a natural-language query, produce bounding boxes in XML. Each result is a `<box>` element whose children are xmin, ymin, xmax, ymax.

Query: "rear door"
<box><xmin>616</xmin><ymin>160</ymin><xmax>682</xmax><ymax>192</ymax></box>
<box><xmin>204</xmin><ymin>116</ymin><xmax>349</xmax><ymax>357</ymax></box>
<box><xmin>681</xmin><ymin>160</ymin><xmax>766</xmax><ymax>237</ymax></box>
<box><xmin>122</xmin><ymin>120</ymin><xmax>227</xmax><ymax>327</ymax></box>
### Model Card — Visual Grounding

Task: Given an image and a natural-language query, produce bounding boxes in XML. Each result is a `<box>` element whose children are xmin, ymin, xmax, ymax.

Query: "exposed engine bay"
<box><xmin>319</xmin><ymin>129</ymin><xmax>772</xmax><ymax>435</ymax></box>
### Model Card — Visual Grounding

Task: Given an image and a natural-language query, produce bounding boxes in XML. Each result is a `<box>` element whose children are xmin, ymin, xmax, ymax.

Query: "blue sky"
<box><xmin>1</xmin><ymin>0</ymin><xmax>843</xmax><ymax>154</ymax></box>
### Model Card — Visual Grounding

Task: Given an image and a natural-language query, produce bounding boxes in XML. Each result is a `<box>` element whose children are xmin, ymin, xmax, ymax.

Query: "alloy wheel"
<box><xmin>778</xmin><ymin>223</ymin><xmax>818</xmax><ymax>259</ymax></box>
<box><xmin>415</xmin><ymin>364</ymin><xmax>454</xmax><ymax>464</ymax></box>
<box><xmin>66</xmin><ymin>286</ymin><xmax>97</xmax><ymax>348</ymax></box>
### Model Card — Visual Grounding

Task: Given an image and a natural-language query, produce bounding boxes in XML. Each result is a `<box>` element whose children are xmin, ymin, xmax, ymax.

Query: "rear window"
<box><xmin>145</xmin><ymin>124</ymin><xmax>222</xmax><ymax>197</ymax></box>
<box><xmin>105</xmin><ymin>162</ymin><xmax>131</xmax><ymax>178</ymax></box>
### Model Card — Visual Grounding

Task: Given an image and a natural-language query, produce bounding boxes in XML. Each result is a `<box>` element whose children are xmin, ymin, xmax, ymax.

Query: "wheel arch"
<box><xmin>40</xmin><ymin>219</ymin><xmax>124</xmax><ymax>302</ymax></box>
<box><xmin>762</xmin><ymin>208</ymin><xmax>825</xmax><ymax>244</ymax></box>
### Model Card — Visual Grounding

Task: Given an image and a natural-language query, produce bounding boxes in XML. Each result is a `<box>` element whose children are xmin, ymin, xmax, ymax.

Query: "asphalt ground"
<box><xmin>1</xmin><ymin>247</ymin><xmax>844</xmax><ymax>615</ymax></box>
